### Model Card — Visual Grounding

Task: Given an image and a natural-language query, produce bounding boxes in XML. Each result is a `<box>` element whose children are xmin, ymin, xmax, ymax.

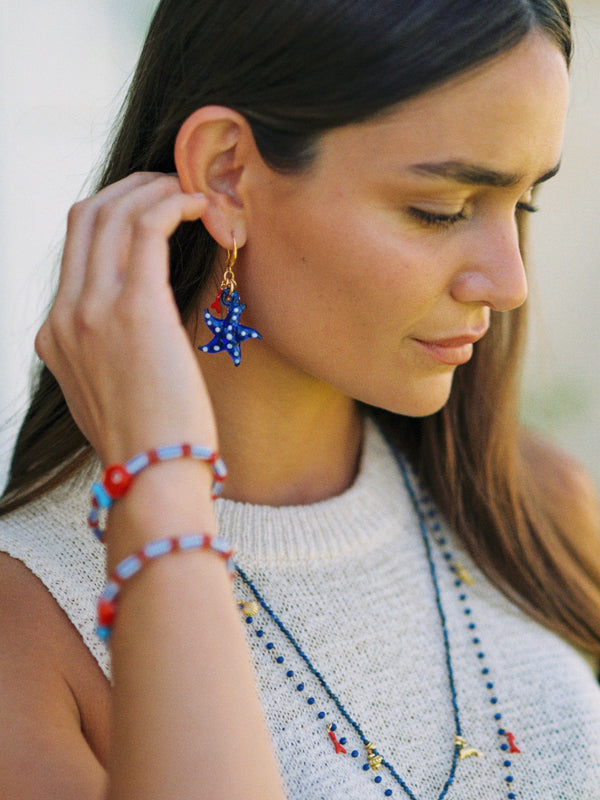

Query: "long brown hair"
<box><xmin>2</xmin><ymin>0</ymin><xmax>599</xmax><ymax>654</ymax></box>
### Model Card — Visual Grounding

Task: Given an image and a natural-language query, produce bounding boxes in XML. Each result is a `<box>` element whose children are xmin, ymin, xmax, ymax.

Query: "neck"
<box><xmin>199</xmin><ymin>351</ymin><xmax>363</xmax><ymax>507</ymax></box>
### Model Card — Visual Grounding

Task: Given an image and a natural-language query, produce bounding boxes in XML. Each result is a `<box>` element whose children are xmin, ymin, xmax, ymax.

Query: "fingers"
<box><xmin>35</xmin><ymin>172</ymin><xmax>215</xmax><ymax>459</ymax></box>
<box><xmin>56</xmin><ymin>172</ymin><xmax>163</xmax><ymax>308</ymax></box>
<box><xmin>37</xmin><ymin>172</ymin><xmax>206</xmax><ymax>379</ymax></box>
<box><xmin>48</xmin><ymin>173</ymin><xmax>207</xmax><ymax>332</ymax></box>
<box><xmin>124</xmin><ymin>191</ymin><xmax>208</xmax><ymax>294</ymax></box>
<box><xmin>81</xmin><ymin>177</ymin><xmax>202</xmax><ymax>304</ymax></box>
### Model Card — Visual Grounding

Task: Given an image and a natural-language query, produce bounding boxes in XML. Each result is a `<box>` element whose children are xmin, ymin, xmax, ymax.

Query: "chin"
<box><xmin>360</xmin><ymin>372</ymin><xmax>455</xmax><ymax>418</ymax></box>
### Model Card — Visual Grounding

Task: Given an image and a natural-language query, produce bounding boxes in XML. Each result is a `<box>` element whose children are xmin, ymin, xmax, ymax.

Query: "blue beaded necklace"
<box><xmin>235</xmin><ymin>451</ymin><xmax>521</xmax><ymax>799</ymax></box>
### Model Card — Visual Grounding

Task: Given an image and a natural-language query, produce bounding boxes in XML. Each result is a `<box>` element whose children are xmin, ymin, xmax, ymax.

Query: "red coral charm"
<box><xmin>327</xmin><ymin>726</ymin><xmax>347</xmax><ymax>754</ymax></box>
<box><xmin>210</xmin><ymin>290</ymin><xmax>223</xmax><ymax>314</ymax></box>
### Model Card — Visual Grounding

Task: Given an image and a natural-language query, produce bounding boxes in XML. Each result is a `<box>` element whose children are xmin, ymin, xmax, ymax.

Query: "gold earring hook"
<box><xmin>221</xmin><ymin>235</ymin><xmax>238</xmax><ymax>294</ymax></box>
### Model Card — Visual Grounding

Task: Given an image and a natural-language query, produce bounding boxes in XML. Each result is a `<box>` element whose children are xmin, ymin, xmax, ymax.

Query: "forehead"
<box><xmin>320</xmin><ymin>31</ymin><xmax>569</xmax><ymax>185</ymax></box>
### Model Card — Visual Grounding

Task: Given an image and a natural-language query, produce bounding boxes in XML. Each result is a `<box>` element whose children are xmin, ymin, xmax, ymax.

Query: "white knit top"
<box><xmin>1</xmin><ymin>419</ymin><xmax>599</xmax><ymax>799</ymax></box>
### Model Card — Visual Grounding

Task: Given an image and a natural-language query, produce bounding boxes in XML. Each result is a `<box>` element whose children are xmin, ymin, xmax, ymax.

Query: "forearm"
<box><xmin>104</xmin><ymin>463</ymin><xmax>286</xmax><ymax>800</ymax></box>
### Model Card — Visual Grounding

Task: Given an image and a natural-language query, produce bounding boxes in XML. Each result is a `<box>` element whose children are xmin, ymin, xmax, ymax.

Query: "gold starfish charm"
<box><xmin>454</xmin><ymin>735</ymin><xmax>483</xmax><ymax>760</ymax></box>
<box><xmin>365</xmin><ymin>742</ymin><xmax>383</xmax><ymax>771</ymax></box>
<box><xmin>451</xmin><ymin>561</ymin><xmax>475</xmax><ymax>586</ymax></box>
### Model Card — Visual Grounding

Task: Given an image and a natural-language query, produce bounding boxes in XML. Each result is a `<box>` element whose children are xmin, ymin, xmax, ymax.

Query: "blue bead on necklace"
<box><xmin>236</xmin><ymin>451</ymin><xmax>521</xmax><ymax>799</ymax></box>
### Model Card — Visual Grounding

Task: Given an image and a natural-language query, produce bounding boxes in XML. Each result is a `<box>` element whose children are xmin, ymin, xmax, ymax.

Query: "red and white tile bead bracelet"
<box><xmin>87</xmin><ymin>443</ymin><xmax>233</xmax><ymax>642</ymax></box>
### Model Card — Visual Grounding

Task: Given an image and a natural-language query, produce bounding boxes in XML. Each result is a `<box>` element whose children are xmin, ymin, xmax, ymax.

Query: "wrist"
<box><xmin>98</xmin><ymin>531</ymin><xmax>235</xmax><ymax>641</ymax></box>
<box><xmin>89</xmin><ymin>442</ymin><xmax>226</xmax><ymax>545</ymax></box>
<box><xmin>105</xmin><ymin>460</ymin><xmax>218</xmax><ymax>568</ymax></box>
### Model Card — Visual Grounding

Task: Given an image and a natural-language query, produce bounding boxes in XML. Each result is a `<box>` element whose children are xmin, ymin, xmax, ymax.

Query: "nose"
<box><xmin>450</xmin><ymin>216</ymin><xmax>528</xmax><ymax>311</ymax></box>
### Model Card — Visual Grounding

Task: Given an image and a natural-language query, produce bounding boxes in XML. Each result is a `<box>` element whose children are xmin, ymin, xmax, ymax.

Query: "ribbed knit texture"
<box><xmin>1</xmin><ymin>419</ymin><xmax>599</xmax><ymax>799</ymax></box>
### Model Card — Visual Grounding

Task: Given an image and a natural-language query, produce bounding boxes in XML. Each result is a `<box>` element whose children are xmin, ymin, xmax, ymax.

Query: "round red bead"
<box><xmin>103</xmin><ymin>464</ymin><xmax>133</xmax><ymax>498</ymax></box>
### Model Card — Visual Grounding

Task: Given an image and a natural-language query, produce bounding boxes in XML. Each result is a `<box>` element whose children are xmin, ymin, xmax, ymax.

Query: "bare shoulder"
<box><xmin>0</xmin><ymin>552</ymin><xmax>110</xmax><ymax>800</ymax></box>
<box><xmin>520</xmin><ymin>429</ymin><xmax>600</xmax><ymax>524</ymax></box>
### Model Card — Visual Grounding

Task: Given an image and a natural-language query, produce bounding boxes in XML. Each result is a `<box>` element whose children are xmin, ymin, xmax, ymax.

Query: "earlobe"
<box><xmin>174</xmin><ymin>106</ymin><xmax>251</xmax><ymax>247</ymax></box>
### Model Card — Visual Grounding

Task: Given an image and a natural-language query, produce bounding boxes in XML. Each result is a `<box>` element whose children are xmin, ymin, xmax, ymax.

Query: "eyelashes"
<box><xmin>407</xmin><ymin>208</ymin><xmax>467</xmax><ymax>228</ymax></box>
<box><xmin>408</xmin><ymin>202</ymin><xmax>539</xmax><ymax>229</ymax></box>
<box><xmin>515</xmin><ymin>201</ymin><xmax>539</xmax><ymax>214</ymax></box>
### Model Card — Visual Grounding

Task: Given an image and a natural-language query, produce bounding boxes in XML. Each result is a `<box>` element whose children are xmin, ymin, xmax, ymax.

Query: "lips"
<box><xmin>413</xmin><ymin>328</ymin><xmax>488</xmax><ymax>366</ymax></box>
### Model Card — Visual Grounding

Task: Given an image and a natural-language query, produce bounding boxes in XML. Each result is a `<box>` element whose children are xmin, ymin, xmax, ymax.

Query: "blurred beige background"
<box><xmin>0</xmin><ymin>0</ymin><xmax>598</xmax><ymax>487</ymax></box>
<box><xmin>523</xmin><ymin>0</ymin><xmax>600</xmax><ymax>483</ymax></box>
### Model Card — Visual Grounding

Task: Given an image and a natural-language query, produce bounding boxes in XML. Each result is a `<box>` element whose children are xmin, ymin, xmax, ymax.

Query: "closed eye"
<box><xmin>516</xmin><ymin>201</ymin><xmax>539</xmax><ymax>214</ymax></box>
<box><xmin>407</xmin><ymin>208</ymin><xmax>467</xmax><ymax>228</ymax></box>
<box><xmin>408</xmin><ymin>201</ymin><xmax>539</xmax><ymax>230</ymax></box>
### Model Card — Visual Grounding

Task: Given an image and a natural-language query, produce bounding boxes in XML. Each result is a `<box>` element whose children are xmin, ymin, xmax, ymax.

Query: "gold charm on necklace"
<box><xmin>451</xmin><ymin>561</ymin><xmax>475</xmax><ymax>586</ymax></box>
<box><xmin>365</xmin><ymin>742</ymin><xmax>383</xmax><ymax>771</ymax></box>
<box><xmin>239</xmin><ymin>600</ymin><xmax>259</xmax><ymax>617</ymax></box>
<box><xmin>454</xmin><ymin>735</ymin><xmax>483</xmax><ymax>760</ymax></box>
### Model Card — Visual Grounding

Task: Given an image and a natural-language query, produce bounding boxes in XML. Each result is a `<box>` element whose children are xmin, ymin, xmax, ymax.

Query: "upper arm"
<box><xmin>0</xmin><ymin>553</ymin><xmax>109</xmax><ymax>800</ymax></box>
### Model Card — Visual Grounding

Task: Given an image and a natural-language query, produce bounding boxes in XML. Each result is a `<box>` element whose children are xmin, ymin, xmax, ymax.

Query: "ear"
<box><xmin>174</xmin><ymin>106</ymin><xmax>255</xmax><ymax>249</ymax></box>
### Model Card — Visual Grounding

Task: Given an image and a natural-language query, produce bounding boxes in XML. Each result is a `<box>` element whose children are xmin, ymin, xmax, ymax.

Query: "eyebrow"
<box><xmin>408</xmin><ymin>159</ymin><xmax>561</xmax><ymax>188</ymax></box>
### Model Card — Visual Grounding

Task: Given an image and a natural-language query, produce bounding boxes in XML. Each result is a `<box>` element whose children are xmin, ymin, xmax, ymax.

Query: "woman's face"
<box><xmin>226</xmin><ymin>31</ymin><xmax>569</xmax><ymax>416</ymax></box>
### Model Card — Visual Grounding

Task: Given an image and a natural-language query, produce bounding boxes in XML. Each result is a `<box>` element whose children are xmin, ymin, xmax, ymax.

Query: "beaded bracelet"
<box><xmin>96</xmin><ymin>533</ymin><xmax>235</xmax><ymax>641</ymax></box>
<box><xmin>88</xmin><ymin>444</ymin><xmax>228</xmax><ymax>542</ymax></box>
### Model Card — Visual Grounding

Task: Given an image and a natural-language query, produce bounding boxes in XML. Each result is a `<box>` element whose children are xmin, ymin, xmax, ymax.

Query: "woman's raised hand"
<box><xmin>32</xmin><ymin>174</ymin><xmax>288</xmax><ymax>800</ymax></box>
<box><xmin>35</xmin><ymin>173</ymin><xmax>216</xmax><ymax>465</ymax></box>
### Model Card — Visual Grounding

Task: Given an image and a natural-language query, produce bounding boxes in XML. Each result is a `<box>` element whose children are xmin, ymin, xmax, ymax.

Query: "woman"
<box><xmin>0</xmin><ymin>0</ymin><xmax>599</xmax><ymax>798</ymax></box>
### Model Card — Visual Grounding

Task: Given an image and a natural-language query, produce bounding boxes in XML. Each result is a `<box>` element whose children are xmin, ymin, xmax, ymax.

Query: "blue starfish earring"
<box><xmin>199</xmin><ymin>238</ymin><xmax>262</xmax><ymax>366</ymax></box>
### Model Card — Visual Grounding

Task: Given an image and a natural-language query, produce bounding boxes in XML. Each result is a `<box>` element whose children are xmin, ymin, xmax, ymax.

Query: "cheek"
<box><xmin>256</xmin><ymin>218</ymin><xmax>437</xmax><ymax>334</ymax></box>
<box><xmin>240</xmin><ymin>186</ymin><xmax>453</xmax><ymax>387</ymax></box>
<box><xmin>238</xmin><ymin>224</ymin><xmax>461</xmax><ymax>418</ymax></box>
<box><xmin>240</xmin><ymin>205</ymin><xmax>364</xmax><ymax>336</ymax></box>
<box><xmin>243</xmin><ymin>254</ymin><xmax>437</xmax><ymax>385</ymax></box>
